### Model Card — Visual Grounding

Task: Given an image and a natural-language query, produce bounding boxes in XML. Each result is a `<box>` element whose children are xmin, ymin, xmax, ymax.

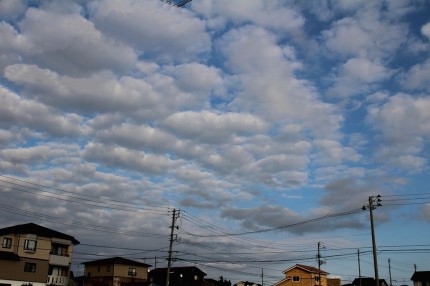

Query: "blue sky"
<box><xmin>0</xmin><ymin>0</ymin><xmax>429</xmax><ymax>284</ymax></box>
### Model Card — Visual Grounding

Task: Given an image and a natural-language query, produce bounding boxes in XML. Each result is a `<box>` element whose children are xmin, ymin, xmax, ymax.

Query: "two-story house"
<box><xmin>149</xmin><ymin>266</ymin><xmax>206</xmax><ymax>286</ymax></box>
<box><xmin>411</xmin><ymin>271</ymin><xmax>430</xmax><ymax>286</ymax></box>
<box><xmin>273</xmin><ymin>264</ymin><xmax>328</xmax><ymax>286</ymax></box>
<box><xmin>82</xmin><ymin>256</ymin><xmax>151</xmax><ymax>286</ymax></box>
<box><xmin>0</xmin><ymin>222</ymin><xmax>80</xmax><ymax>286</ymax></box>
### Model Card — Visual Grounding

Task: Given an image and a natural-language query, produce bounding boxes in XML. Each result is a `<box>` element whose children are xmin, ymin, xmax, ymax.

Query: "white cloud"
<box><xmin>327</xmin><ymin>58</ymin><xmax>393</xmax><ymax>97</ymax></box>
<box><xmin>402</xmin><ymin>59</ymin><xmax>430</xmax><ymax>92</ymax></box>
<box><xmin>0</xmin><ymin>0</ymin><xmax>27</xmax><ymax>20</ymax></box>
<box><xmin>89</xmin><ymin>0</ymin><xmax>210</xmax><ymax>63</ymax></box>
<box><xmin>163</xmin><ymin>63</ymin><xmax>223</xmax><ymax>94</ymax></box>
<box><xmin>219</xmin><ymin>25</ymin><xmax>342</xmax><ymax>139</ymax></box>
<box><xmin>0</xmin><ymin>85</ymin><xmax>86</xmax><ymax>137</ymax></box>
<box><xmin>192</xmin><ymin>0</ymin><xmax>304</xmax><ymax>34</ymax></box>
<box><xmin>367</xmin><ymin>93</ymin><xmax>430</xmax><ymax>171</ymax></box>
<box><xmin>161</xmin><ymin>110</ymin><xmax>267</xmax><ymax>144</ymax></box>
<box><xmin>83</xmin><ymin>142</ymin><xmax>179</xmax><ymax>174</ymax></box>
<box><xmin>17</xmin><ymin>7</ymin><xmax>137</xmax><ymax>75</ymax></box>
<box><xmin>321</xmin><ymin>13</ymin><xmax>407</xmax><ymax>61</ymax></box>
<box><xmin>421</xmin><ymin>22</ymin><xmax>430</xmax><ymax>40</ymax></box>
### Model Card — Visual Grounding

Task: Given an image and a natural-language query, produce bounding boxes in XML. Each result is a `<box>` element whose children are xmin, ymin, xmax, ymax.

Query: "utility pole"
<box><xmin>358</xmin><ymin>249</ymin><xmax>362</xmax><ymax>286</ymax></box>
<box><xmin>388</xmin><ymin>259</ymin><xmax>392</xmax><ymax>286</ymax></box>
<box><xmin>317</xmin><ymin>242</ymin><xmax>324</xmax><ymax>286</ymax></box>
<box><xmin>363</xmin><ymin>195</ymin><xmax>381</xmax><ymax>286</ymax></box>
<box><xmin>166</xmin><ymin>209</ymin><xmax>179</xmax><ymax>286</ymax></box>
<box><xmin>261</xmin><ymin>268</ymin><xmax>264</xmax><ymax>286</ymax></box>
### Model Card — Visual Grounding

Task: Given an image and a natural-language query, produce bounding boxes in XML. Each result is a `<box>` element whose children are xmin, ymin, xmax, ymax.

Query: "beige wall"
<box><xmin>0</xmin><ymin>257</ymin><xmax>49</xmax><ymax>283</ymax></box>
<box><xmin>114</xmin><ymin>264</ymin><xmax>148</xmax><ymax>280</ymax></box>
<box><xmin>86</xmin><ymin>264</ymin><xmax>114</xmax><ymax>277</ymax></box>
<box><xmin>86</xmin><ymin>264</ymin><xmax>148</xmax><ymax>280</ymax></box>
<box><xmin>277</xmin><ymin>268</ymin><xmax>327</xmax><ymax>286</ymax></box>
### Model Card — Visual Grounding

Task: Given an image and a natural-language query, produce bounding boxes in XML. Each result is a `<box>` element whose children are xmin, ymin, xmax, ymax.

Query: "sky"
<box><xmin>0</xmin><ymin>0</ymin><xmax>429</xmax><ymax>284</ymax></box>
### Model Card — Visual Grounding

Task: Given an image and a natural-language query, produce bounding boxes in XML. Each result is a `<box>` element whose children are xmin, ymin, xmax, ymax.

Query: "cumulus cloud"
<box><xmin>17</xmin><ymin>7</ymin><xmax>137</xmax><ymax>75</ymax></box>
<box><xmin>327</xmin><ymin>58</ymin><xmax>393</xmax><ymax>98</ymax></box>
<box><xmin>402</xmin><ymin>59</ymin><xmax>430</xmax><ymax>92</ymax></box>
<box><xmin>89</xmin><ymin>0</ymin><xmax>210</xmax><ymax>63</ymax></box>
<box><xmin>367</xmin><ymin>93</ymin><xmax>430</xmax><ymax>171</ymax></box>
<box><xmin>421</xmin><ymin>22</ymin><xmax>430</xmax><ymax>40</ymax></box>
<box><xmin>219</xmin><ymin>25</ymin><xmax>342</xmax><ymax>139</ymax></box>
<box><xmin>0</xmin><ymin>85</ymin><xmax>86</xmax><ymax>137</ymax></box>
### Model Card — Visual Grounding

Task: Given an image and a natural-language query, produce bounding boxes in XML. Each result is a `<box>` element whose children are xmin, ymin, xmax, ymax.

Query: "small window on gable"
<box><xmin>293</xmin><ymin>276</ymin><xmax>300</xmax><ymax>282</ymax></box>
<box><xmin>2</xmin><ymin>237</ymin><xmax>12</xmax><ymax>248</ymax></box>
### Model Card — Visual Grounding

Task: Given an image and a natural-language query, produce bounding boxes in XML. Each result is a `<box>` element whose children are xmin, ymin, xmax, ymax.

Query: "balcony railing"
<box><xmin>47</xmin><ymin>275</ymin><xmax>68</xmax><ymax>286</ymax></box>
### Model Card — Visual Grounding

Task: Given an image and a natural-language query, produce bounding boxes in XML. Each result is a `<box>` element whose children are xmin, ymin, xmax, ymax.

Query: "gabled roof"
<box><xmin>351</xmin><ymin>277</ymin><xmax>387</xmax><ymax>286</ymax></box>
<box><xmin>283</xmin><ymin>264</ymin><xmax>328</xmax><ymax>275</ymax></box>
<box><xmin>150</xmin><ymin>266</ymin><xmax>206</xmax><ymax>276</ymax></box>
<box><xmin>82</xmin><ymin>256</ymin><xmax>151</xmax><ymax>267</ymax></box>
<box><xmin>0</xmin><ymin>223</ymin><xmax>80</xmax><ymax>245</ymax></box>
<box><xmin>411</xmin><ymin>271</ymin><xmax>430</xmax><ymax>281</ymax></box>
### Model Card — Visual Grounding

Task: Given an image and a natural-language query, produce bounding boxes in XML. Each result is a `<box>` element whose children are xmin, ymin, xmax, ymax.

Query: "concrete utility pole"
<box><xmin>388</xmin><ymin>259</ymin><xmax>392</xmax><ymax>286</ymax></box>
<box><xmin>363</xmin><ymin>195</ymin><xmax>381</xmax><ymax>286</ymax></box>
<box><xmin>358</xmin><ymin>249</ymin><xmax>362</xmax><ymax>286</ymax></box>
<box><xmin>166</xmin><ymin>209</ymin><xmax>179</xmax><ymax>286</ymax></box>
<box><xmin>318</xmin><ymin>242</ymin><xmax>323</xmax><ymax>286</ymax></box>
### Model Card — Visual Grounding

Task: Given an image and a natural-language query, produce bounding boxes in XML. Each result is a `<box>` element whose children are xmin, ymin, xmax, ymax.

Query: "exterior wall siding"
<box><xmin>0</xmin><ymin>258</ymin><xmax>49</xmax><ymax>283</ymax></box>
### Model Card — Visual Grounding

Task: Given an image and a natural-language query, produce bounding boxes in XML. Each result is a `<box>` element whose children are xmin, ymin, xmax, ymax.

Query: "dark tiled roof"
<box><xmin>0</xmin><ymin>223</ymin><xmax>79</xmax><ymax>245</ymax></box>
<box><xmin>411</xmin><ymin>271</ymin><xmax>430</xmax><ymax>281</ymax></box>
<box><xmin>150</xmin><ymin>266</ymin><xmax>206</xmax><ymax>276</ymax></box>
<box><xmin>0</xmin><ymin>223</ymin><xmax>80</xmax><ymax>245</ymax></box>
<box><xmin>352</xmin><ymin>277</ymin><xmax>387</xmax><ymax>286</ymax></box>
<box><xmin>82</xmin><ymin>256</ymin><xmax>151</xmax><ymax>267</ymax></box>
<box><xmin>0</xmin><ymin>251</ymin><xmax>21</xmax><ymax>261</ymax></box>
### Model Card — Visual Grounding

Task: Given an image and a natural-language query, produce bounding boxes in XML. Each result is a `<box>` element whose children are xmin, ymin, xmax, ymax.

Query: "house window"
<box><xmin>24</xmin><ymin>262</ymin><xmax>36</xmax><ymax>272</ymax></box>
<box><xmin>107</xmin><ymin>265</ymin><xmax>111</xmax><ymax>272</ymax></box>
<box><xmin>97</xmin><ymin>266</ymin><xmax>100</xmax><ymax>272</ymax></box>
<box><xmin>51</xmin><ymin>244</ymin><xmax>67</xmax><ymax>256</ymax></box>
<box><xmin>315</xmin><ymin>276</ymin><xmax>320</xmax><ymax>281</ymax></box>
<box><xmin>24</xmin><ymin>239</ymin><xmax>37</xmax><ymax>252</ymax></box>
<box><xmin>2</xmin><ymin>237</ymin><xmax>12</xmax><ymax>248</ymax></box>
<box><xmin>293</xmin><ymin>276</ymin><xmax>300</xmax><ymax>282</ymax></box>
<box><xmin>128</xmin><ymin>267</ymin><xmax>136</xmax><ymax>276</ymax></box>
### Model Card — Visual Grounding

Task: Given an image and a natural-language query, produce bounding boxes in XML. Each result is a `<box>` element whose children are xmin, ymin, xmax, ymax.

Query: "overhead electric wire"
<box><xmin>0</xmin><ymin>175</ymin><xmax>168</xmax><ymax>215</ymax></box>
<box><xmin>0</xmin><ymin>203</ymin><xmax>166</xmax><ymax>238</ymax></box>
<box><xmin>182</xmin><ymin>209</ymin><xmax>362</xmax><ymax>237</ymax></box>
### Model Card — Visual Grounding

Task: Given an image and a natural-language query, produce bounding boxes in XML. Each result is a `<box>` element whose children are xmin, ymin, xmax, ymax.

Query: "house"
<box><xmin>411</xmin><ymin>271</ymin><xmax>430</xmax><ymax>286</ymax></box>
<box><xmin>327</xmin><ymin>278</ymin><xmax>341</xmax><ymax>286</ymax></box>
<box><xmin>0</xmin><ymin>222</ymin><xmax>80</xmax><ymax>286</ymax></box>
<box><xmin>349</xmin><ymin>278</ymin><xmax>388</xmax><ymax>286</ymax></box>
<box><xmin>149</xmin><ymin>266</ymin><xmax>206</xmax><ymax>286</ymax></box>
<box><xmin>235</xmin><ymin>281</ymin><xmax>261</xmax><ymax>286</ymax></box>
<box><xmin>273</xmin><ymin>264</ymin><xmax>328</xmax><ymax>286</ymax></box>
<box><xmin>82</xmin><ymin>257</ymin><xmax>151</xmax><ymax>286</ymax></box>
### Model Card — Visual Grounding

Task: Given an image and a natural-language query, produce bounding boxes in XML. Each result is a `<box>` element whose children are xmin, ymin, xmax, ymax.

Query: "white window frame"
<box><xmin>293</xmin><ymin>276</ymin><xmax>300</xmax><ymax>282</ymax></box>
<box><xmin>2</xmin><ymin>237</ymin><xmax>12</xmax><ymax>248</ymax></box>
<box><xmin>24</xmin><ymin>239</ymin><xmax>37</xmax><ymax>252</ymax></box>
